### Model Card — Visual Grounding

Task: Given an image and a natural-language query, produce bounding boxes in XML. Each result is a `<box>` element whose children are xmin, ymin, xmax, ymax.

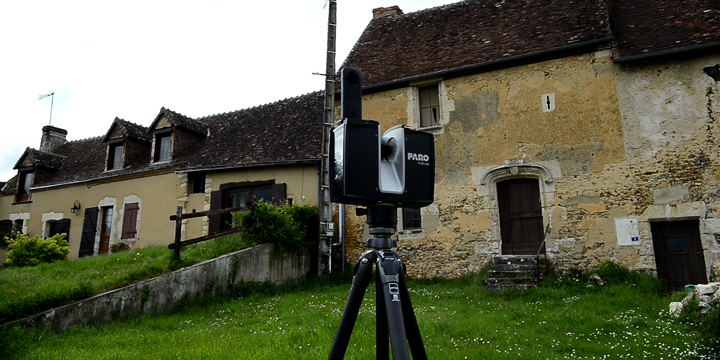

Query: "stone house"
<box><xmin>337</xmin><ymin>0</ymin><xmax>720</xmax><ymax>287</ymax></box>
<box><xmin>0</xmin><ymin>92</ymin><xmax>323</xmax><ymax>262</ymax></box>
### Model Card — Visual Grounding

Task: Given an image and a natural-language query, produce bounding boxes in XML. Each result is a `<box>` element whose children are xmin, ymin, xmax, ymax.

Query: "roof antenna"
<box><xmin>38</xmin><ymin>91</ymin><xmax>55</xmax><ymax>125</ymax></box>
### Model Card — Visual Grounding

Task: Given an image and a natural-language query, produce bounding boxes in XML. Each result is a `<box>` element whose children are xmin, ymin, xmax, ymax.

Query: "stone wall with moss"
<box><xmin>339</xmin><ymin>49</ymin><xmax>720</xmax><ymax>280</ymax></box>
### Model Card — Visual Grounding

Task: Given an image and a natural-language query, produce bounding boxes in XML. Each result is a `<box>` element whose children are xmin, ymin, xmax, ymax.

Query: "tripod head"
<box><xmin>357</xmin><ymin>204</ymin><xmax>398</xmax><ymax>250</ymax></box>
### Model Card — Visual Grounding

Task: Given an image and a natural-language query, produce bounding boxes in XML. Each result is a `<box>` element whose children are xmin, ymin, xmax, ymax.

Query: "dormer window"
<box><xmin>16</xmin><ymin>170</ymin><xmax>33</xmax><ymax>203</ymax></box>
<box><xmin>154</xmin><ymin>132</ymin><xmax>172</xmax><ymax>163</ymax></box>
<box><xmin>107</xmin><ymin>142</ymin><xmax>124</xmax><ymax>170</ymax></box>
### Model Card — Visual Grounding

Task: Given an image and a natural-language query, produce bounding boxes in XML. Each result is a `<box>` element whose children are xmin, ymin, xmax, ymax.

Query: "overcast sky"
<box><xmin>0</xmin><ymin>0</ymin><xmax>451</xmax><ymax>182</ymax></box>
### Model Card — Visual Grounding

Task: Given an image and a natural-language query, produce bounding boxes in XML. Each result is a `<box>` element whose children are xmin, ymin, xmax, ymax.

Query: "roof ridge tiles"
<box><xmin>196</xmin><ymin>90</ymin><xmax>323</xmax><ymax>120</ymax></box>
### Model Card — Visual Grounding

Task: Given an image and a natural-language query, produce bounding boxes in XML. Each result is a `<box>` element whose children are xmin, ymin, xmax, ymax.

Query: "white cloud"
<box><xmin>0</xmin><ymin>0</ymin><xmax>450</xmax><ymax>182</ymax></box>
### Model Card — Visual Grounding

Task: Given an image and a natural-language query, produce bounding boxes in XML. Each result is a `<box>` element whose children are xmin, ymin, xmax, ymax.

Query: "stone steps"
<box><xmin>484</xmin><ymin>256</ymin><xmax>546</xmax><ymax>291</ymax></box>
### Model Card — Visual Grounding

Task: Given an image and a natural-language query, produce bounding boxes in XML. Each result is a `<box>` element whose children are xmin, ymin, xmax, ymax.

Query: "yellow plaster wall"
<box><xmin>0</xmin><ymin>164</ymin><xmax>319</xmax><ymax>262</ymax></box>
<box><xmin>1</xmin><ymin>172</ymin><xmax>183</xmax><ymax>259</ymax></box>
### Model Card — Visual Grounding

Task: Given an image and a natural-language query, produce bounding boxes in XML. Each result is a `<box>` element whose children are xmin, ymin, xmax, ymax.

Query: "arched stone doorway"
<box><xmin>479</xmin><ymin>163</ymin><xmax>556</xmax><ymax>256</ymax></box>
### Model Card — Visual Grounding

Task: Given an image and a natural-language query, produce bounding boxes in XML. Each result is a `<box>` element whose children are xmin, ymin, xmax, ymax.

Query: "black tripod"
<box><xmin>328</xmin><ymin>204</ymin><xmax>428</xmax><ymax>360</ymax></box>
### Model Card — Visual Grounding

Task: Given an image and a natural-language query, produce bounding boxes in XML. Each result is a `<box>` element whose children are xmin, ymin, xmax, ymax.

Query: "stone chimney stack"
<box><xmin>40</xmin><ymin>125</ymin><xmax>68</xmax><ymax>153</ymax></box>
<box><xmin>372</xmin><ymin>6</ymin><xmax>403</xmax><ymax>18</ymax></box>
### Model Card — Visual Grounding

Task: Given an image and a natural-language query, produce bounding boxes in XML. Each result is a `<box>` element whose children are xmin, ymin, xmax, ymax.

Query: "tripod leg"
<box><xmin>377</xmin><ymin>251</ymin><xmax>411</xmax><ymax>360</ymax></box>
<box><xmin>376</xmin><ymin>267</ymin><xmax>389</xmax><ymax>360</ymax></box>
<box><xmin>399</xmin><ymin>264</ymin><xmax>428</xmax><ymax>360</ymax></box>
<box><xmin>328</xmin><ymin>251</ymin><xmax>375</xmax><ymax>360</ymax></box>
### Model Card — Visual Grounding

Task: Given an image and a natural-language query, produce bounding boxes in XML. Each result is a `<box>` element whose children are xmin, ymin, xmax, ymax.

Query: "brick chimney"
<box><xmin>40</xmin><ymin>125</ymin><xmax>68</xmax><ymax>153</ymax></box>
<box><xmin>372</xmin><ymin>6</ymin><xmax>403</xmax><ymax>18</ymax></box>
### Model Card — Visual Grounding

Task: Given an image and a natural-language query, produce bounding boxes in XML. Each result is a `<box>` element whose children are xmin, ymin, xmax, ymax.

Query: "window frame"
<box><xmin>153</xmin><ymin>130</ymin><xmax>173</xmax><ymax>163</ymax></box>
<box><xmin>13</xmin><ymin>219</ymin><xmax>25</xmax><ymax>234</ymax></box>
<box><xmin>189</xmin><ymin>172</ymin><xmax>206</xmax><ymax>194</ymax></box>
<box><xmin>418</xmin><ymin>84</ymin><xmax>440</xmax><ymax>128</ymax></box>
<box><xmin>208</xmin><ymin>180</ymin><xmax>286</xmax><ymax>234</ymax></box>
<box><xmin>402</xmin><ymin>207</ymin><xmax>422</xmax><ymax>231</ymax></box>
<box><xmin>220</xmin><ymin>183</ymin><xmax>275</xmax><ymax>230</ymax></box>
<box><xmin>46</xmin><ymin>218</ymin><xmax>71</xmax><ymax>241</ymax></box>
<box><xmin>15</xmin><ymin>169</ymin><xmax>33</xmax><ymax>203</ymax></box>
<box><xmin>107</xmin><ymin>141</ymin><xmax>124</xmax><ymax>171</ymax></box>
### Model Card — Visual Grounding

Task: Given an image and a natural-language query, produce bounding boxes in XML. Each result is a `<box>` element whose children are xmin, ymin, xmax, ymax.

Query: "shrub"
<box><xmin>234</xmin><ymin>201</ymin><xmax>318</xmax><ymax>253</ymax></box>
<box><xmin>5</xmin><ymin>233</ymin><xmax>70</xmax><ymax>267</ymax></box>
<box><xmin>0</xmin><ymin>232</ymin><xmax>13</xmax><ymax>250</ymax></box>
<box><xmin>110</xmin><ymin>242</ymin><xmax>131</xmax><ymax>253</ymax></box>
<box><xmin>592</xmin><ymin>260</ymin><xmax>631</xmax><ymax>284</ymax></box>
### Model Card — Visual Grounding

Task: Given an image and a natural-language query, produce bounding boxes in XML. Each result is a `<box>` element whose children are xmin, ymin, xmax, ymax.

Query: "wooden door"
<box><xmin>99</xmin><ymin>206</ymin><xmax>113</xmax><ymax>255</ymax></box>
<box><xmin>498</xmin><ymin>178</ymin><xmax>544</xmax><ymax>255</ymax></box>
<box><xmin>80</xmin><ymin>208</ymin><xmax>99</xmax><ymax>257</ymax></box>
<box><xmin>650</xmin><ymin>220</ymin><xmax>708</xmax><ymax>289</ymax></box>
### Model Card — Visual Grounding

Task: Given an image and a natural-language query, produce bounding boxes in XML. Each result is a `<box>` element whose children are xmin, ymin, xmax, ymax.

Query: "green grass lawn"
<box><xmin>0</xmin><ymin>233</ymin><xmax>255</xmax><ymax>324</ymax></box>
<box><xmin>2</xmin><ymin>272</ymin><xmax>718</xmax><ymax>360</ymax></box>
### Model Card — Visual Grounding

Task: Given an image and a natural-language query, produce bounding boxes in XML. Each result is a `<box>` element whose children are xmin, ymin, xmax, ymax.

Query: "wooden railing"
<box><xmin>168</xmin><ymin>204</ymin><xmax>253</xmax><ymax>261</ymax></box>
<box><xmin>535</xmin><ymin>223</ymin><xmax>551</xmax><ymax>284</ymax></box>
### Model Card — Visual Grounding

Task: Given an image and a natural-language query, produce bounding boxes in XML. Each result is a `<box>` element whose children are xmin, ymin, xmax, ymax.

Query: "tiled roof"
<box><xmin>341</xmin><ymin>0</ymin><xmax>612</xmax><ymax>88</ymax></box>
<box><xmin>14</xmin><ymin>148</ymin><xmax>66</xmax><ymax>170</ymax></box>
<box><xmin>178</xmin><ymin>91</ymin><xmax>325</xmax><ymax>170</ymax></box>
<box><xmin>4</xmin><ymin>92</ymin><xmax>324</xmax><ymax>189</ymax></box>
<box><xmin>102</xmin><ymin>118</ymin><xmax>152</xmax><ymax>143</ymax></box>
<box><xmin>151</xmin><ymin>107</ymin><xmax>208</xmax><ymax>136</ymax></box>
<box><xmin>610</xmin><ymin>0</ymin><xmax>720</xmax><ymax>61</ymax></box>
<box><xmin>48</xmin><ymin>137</ymin><xmax>108</xmax><ymax>185</ymax></box>
<box><xmin>1</xmin><ymin>176</ymin><xmax>15</xmax><ymax>195</ymax></box>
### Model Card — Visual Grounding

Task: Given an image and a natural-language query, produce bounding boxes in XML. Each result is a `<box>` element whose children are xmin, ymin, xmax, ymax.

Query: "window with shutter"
<box><xmin>122</xmin><ymin>203</ymin><xmax>140</xmax><ymax>239</ymax></box>
<box><xmin>48</xmin><ymin>218</ymin><xmax>71</xmax><ymax>242</ymax></box>
<box><xmin>209</xmin><ymin>180</ymin><xmax>287</xmax><ymax>233</ymax></box>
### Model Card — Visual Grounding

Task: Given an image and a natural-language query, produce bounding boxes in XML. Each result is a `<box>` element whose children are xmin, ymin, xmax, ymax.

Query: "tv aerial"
<box><xmin>38</xmin><ymin>91</ymin><xmax>55</xmax><ymax>125</ymax></box>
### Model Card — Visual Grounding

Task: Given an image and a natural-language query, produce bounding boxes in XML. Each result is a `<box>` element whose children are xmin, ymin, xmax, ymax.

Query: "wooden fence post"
<box><xmin>174</xmin><ymin>206</ymin><xmax>182</xmax><ymax>261</ymax></box>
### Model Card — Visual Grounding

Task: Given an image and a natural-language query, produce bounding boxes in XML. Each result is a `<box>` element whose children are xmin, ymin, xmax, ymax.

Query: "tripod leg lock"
<box><xmin>376</xmin><ymin>250</ymin><xmax>402</xmax><ymax>284</ymax></box>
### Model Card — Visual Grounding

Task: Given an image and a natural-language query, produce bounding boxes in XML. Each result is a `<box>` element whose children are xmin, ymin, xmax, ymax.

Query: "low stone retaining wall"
<box><xmin>2</xmin><ymin>243</ymin><xmax>309</xmax><ymax>331</ymax></box>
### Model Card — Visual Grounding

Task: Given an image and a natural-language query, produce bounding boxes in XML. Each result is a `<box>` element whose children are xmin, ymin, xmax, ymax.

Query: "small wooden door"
<box><xmin>99</xmin><ymin>206</ymin><xmax>113</xmax><ymax>255</ymax></box>
<box><xmin>498</xmin><ymin>178</ymin><xmax>545</xmax><ymax>255</ymax></box>
<box><xmin>651</xmin><ymin>220</ymin><xmax>708</xmax><ymax>289</ymax></box>
<box><xmin>80</xmin><ymin>208</ymin><xmax>99</xmax><ymax>257</ymax></box>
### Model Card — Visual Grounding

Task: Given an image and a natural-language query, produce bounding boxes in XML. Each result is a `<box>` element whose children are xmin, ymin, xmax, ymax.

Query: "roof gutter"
<box><xmin>358</xmin><ymin>37</ymin><xmax>614</xmax><ymax>95</ymax></box>
<box><xmin>28</xmin><ymin>159</ymin><xmax>322</xmax><ymax>190</ymax></box>
<box><xmin>175</xmin><ymin>159</ymin><xmax>320</xmax><ymax>173</ymax></box>
<box><xmin>613</xmin><ymin>41</ymin><xmax>720</xmax><ymax>64</ymax></box>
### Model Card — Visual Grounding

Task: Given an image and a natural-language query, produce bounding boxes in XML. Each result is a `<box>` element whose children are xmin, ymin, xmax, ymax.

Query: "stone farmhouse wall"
<box><xmin>341</xmin><ymin>50</ymin><xmax>720</xmax><ymax>280</ymax></box>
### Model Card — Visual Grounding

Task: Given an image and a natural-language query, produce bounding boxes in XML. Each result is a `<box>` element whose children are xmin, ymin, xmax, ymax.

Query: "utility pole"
<box><xmin>319</xmin><ymin>0</ymin><xmax>337</xmax><ymax>273</ymax></box>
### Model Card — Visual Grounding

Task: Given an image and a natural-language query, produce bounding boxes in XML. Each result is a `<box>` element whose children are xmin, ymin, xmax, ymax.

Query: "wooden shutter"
<box><xmin>80</xmin><ymin>208</ymin><xmax>99</xmax><ymax>257</ymax></box>
<box><xmin>271</xmin><ymin>183</ymin><xmax>286</xmax><ymax>205</ymax></box>
<box><xmin>209</xmin><ymin>190</ymin><xmax>223</xmax><ymax>235</ymax></box>
<box><xmin>56</xmin><ymin>218</ymin><xmax>71</xmax><ymax>242</ymax></box>
<box><xmin>122</xmin><ymin>203</ymin><xmax>139</xmax><ymax>239</ymax></box>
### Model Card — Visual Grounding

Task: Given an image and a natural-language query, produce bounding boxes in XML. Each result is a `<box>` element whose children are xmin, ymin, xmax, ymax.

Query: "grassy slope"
<box><xmin>2</xmin><ymin>273</ymin><xmax>718</xmax><ymax>360</ymax></box>
<box><xmin>0</xmin><ymin>233</ymin><xmax>254</xmax><ymax>324</ymax></box>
